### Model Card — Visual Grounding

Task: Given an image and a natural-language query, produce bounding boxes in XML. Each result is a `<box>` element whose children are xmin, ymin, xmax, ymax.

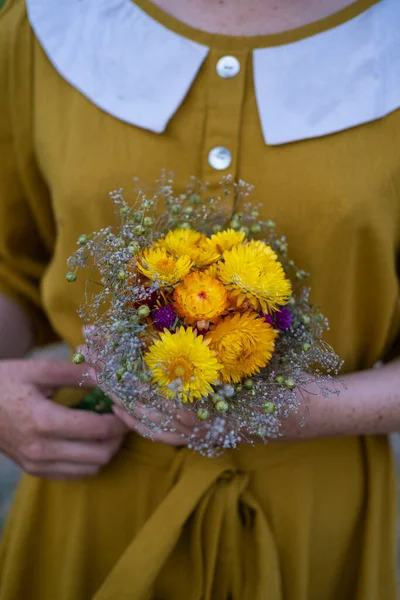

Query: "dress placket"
<box><xmin>201</xmin><ymin>48</ymin><xmax>248</xmax><ymax>220</ymax></box>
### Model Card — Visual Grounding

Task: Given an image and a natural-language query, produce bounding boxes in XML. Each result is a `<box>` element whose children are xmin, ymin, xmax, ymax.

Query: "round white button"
<box><xmin>208</xmin><ymin>146</ymin><xmax>232</xmax><ymax>170</ymax></box>
<box><xmin>216</xmin><ymin>56</ymin><xmax>241</xmax><ymax>79</ymax></box>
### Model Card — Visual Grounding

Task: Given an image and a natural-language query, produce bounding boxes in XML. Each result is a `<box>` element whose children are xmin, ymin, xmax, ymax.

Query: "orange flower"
<box><xmin>206</xmin><ymin>312</ymin><xmax>277</xmax><ymax>383</ymax></box>
<box><xmin>173</xmin><ymin>271</ymin><xmax>229</xmax><ymax>325</ymax></box>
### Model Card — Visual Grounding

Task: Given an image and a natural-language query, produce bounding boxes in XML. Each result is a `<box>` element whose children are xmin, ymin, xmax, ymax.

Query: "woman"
<box><xmin>0</xmin><ymin>0</ymin><xmax>398</xmax><ymax>597</ymax></box>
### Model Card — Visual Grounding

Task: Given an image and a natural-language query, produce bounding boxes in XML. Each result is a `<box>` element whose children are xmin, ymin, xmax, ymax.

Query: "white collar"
<box><xmin>27</xmin><ymin>0</ymin><xmax>400</xmax><ymax>145</ymax></box>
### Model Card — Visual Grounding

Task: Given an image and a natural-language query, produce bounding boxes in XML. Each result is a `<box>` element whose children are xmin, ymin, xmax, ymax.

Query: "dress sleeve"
<box><xmin>0</xmin><ymin>0</ymin><xmax>56</xmax><ymax>345</ymax></box>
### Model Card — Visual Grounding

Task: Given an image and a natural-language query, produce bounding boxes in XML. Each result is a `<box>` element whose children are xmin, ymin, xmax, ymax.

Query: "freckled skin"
<box><xmin>149</xmin><ymin>0</ymin><xmax>360</xmax><ymax>36</ymax></box>
<box><xmin>0</xmin><ymin>359</ymin><xmax>129</xmax><ymax>478</ymax></box>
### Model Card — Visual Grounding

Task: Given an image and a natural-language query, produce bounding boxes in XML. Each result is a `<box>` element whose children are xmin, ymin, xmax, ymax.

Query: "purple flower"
<box><xmin>262</xmin><ymin>306</ymin><xmax>292</xmax><ymax>331</ymax></box>
<box><xmin>263</xmin><ymin>314</ymin><xmax>274</xmax><ymax>326</ymax></box>
<box><xmin>274</xmin><ymin>307</ymin><xmax>293</xmax><ymax>330</ymax></box>
<box><xmin>153</xmin><ymin>305</ymin><xmax>177</xmax><ymax>331</ymax></box>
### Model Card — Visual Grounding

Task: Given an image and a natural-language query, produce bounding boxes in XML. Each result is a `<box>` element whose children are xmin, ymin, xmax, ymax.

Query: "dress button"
<box><xmin>216</xmin><ymin>56</ymin><xmax>241</xmax><ymax>79</ymax></box>
<box><xmin>208</xmin><ymin>146</ymin><xmax>232</xmax><ymax>170</ymax></box>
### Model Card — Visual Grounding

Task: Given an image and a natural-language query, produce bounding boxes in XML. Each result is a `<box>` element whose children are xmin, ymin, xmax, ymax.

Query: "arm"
<box><xmin>288</xmin><ymin>360</ymin><xmax>400</xmax><ymax>440</ymax></box>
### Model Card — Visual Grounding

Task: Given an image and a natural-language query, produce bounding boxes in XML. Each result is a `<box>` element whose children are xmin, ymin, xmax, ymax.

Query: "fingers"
<box><xmin>21</xmin><ymin>437</ymin><xmax>124</xmax><ymax>465</ymax></box>
<box><xmin>112</xmin><ymin>405</ymin><xmax>190</xmax><ymax>446</ymax></box>
<box><xmin>26</xmin><ymin>360</ymin><xmax>94</xmax><ymax>389</ymax></box>
<box><xmin>23</xmin><ymin>461</ymin><xmax>105</xmax><ymax>480</ymax></box>
<box><xmin>35</xmin><ymin>399</ymin><xmax>130</xmax><ymax>440</ymax></box>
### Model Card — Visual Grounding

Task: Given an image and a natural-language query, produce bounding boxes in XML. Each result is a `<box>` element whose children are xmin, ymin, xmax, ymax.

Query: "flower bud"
<box><xmin>178</xmin><ymin>222</ymin><xmax>192</xmax><ymax>230</ymax></box>
<box><xmin>128</xmin><ymin>244</ymin><xmax>140</xmax><ymax>255</ymax></box>
<box><xmin>243</xmin><ymin>379</ymin><xmax>254</xmax><ymax>389</ymax></box>
<box><xmin>183</xmin><ymin>206</ymin><xmax>195</xmax><ymax>216</ymax></box>
<box><xmin>216</xmin><ymin>399</ymin><xmax>229</xmax><ymax>413</ymax></box>
<box><xmin>251</xmin><ymin>209</ymin><xmax>259</xmax><ymax>218</ymax></box>
<box><xmin>239</xmin><ymin>226</ymin><xmax>249</xmax><ymax>236</ymax></box>
<box><xmin>77</xmin><ymin>234</ymin><xmax>88</xmax><ymax>245</ymax></box>
<box><xmin>189</xmin><ymin>194</ymin><xmax>201</xmax><ymax>205</ymax></box>
<box><xmin>250</xmin><ymin>224</ymin><xmax>261</xmax><ymax>234</ymax></box>
<box><xmin>139</xmin><ymin>372</ymin><xmax>152</xmax><ymax>383</ymax></box>
<box><xmin>133</xmin><ymin>211</ymin><xmax>143</xmax><ymax>223</ymax></box>
<box><xmin>301</xmin><ymin>315</ymin><xmax>311</xmax><ymax>326</ymax></box>
<box><xmin>197</xmin><ymin>408</ymin><xmax>210</xmax><ymax>421</ymax></box>
<box><xmin>143</xmin><ymin>217</ymin><xmax>154</xmax><ymax>227</ymax></box>
<box><xmin>302</xmin><ymin>342</ymin><xmax>311</xmax><ymax>352</ymax></box>
<box><xmin>266</xmin><ymin>220</ymin><xmax>276</xmax><ymax>229</ymax></box>
<box><xmin>211</xmin><ymin>393</ymin><xmax>223</xmax><ymax>404</ymax></box>
<box><xmin>275</xmin><ymin>375</ymin><xmax>285</xmax><ymax>385</ymax></box>
<box><xmin>171</xmin><ymin>204</ymin><xmax>181</xmax><ymax>215</ymax></box>
<box><xmin>116</xmin><ymin>368</ymin><xmax>125</xmax><ymax>381</ymax></box>
<box><xmin>72</xmin><ymin>352</ymin><xmax>85</xmax><ymax>365</ymax></box>
<box><xmin>134</xmin><ymin>225</ymin><xmax>145</xmax><ymax>236</ymax></box>
<box><xmin>117</xmin><ymin>270</ymin><xmax>128</xmax><ymax>281</ymax></box>
<box><xmin>212</xmin><ymin>224</ymin><xmax>223</xmax><ymax>233</ymax></box>
<box><xmin>137</xmin><ymin>305</ymin><xmax>151</xmax><ymax>318</ymax></box>
<box><xmin>263</xmin><ymin>402</ymin><xmax>276</xmax><ymax>414</ymax></box>
<box><xmin>66</xmin><ymin>272</ymin><xmax>77</xmax><ymax>282</ymax></box>
<box><xmin>284</xmin><ymin>378</ymin><xmax>295</xmax><ymax>390</ymax></box>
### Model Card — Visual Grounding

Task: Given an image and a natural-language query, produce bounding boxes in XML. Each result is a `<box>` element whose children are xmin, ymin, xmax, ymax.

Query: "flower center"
<box><xmin>167</xmin><ymin>358</ymin><xmax>193</xmax><ymax>383</ymax></box>
<box><xmin>156</xmin><ymin>257</ymin><xmax>176</xmax><ymax>274</ymax></box>
<box><xmin>197</xmin><ymin>290</ymin><xmax>208</xmax><ymax>300</ymax></box>
<box><xmin>220</xmin><ymin>332</ymin><xmax>253</xmax><ymax>362</ymax></box>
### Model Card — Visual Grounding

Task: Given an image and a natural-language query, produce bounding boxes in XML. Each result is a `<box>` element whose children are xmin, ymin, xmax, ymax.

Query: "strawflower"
<box><xmin>173</xmin><ymin>271</ymin><xmax>228</xmax><ymax>325</ymax></box>
<box><xmin>137</xmin><ymin>247</ymin><xmax>192</xmax><ymax>285</ymax></box>
<box><xmin>144</xmin><ymin>327</ymin><xmax>222</xmax><ymax>402</ymax></box>
<box><xmin>160</xmin><ymin>228</ymin><xmax>219</xmax><ymax>267</ymax></box>
<box><xmin>206</xmin><ymin>312</ymin><xmax>277</xmax><ymax>383</ymax></box>
<box><xmin>218</xmin><ymin>241</ymin><xmax>292</xmax><ymax>313</ymax></box>
<box><xmin>208</xmin><ymin>229</ymin><xmax>246</xmax><ymax>253</ymax></box>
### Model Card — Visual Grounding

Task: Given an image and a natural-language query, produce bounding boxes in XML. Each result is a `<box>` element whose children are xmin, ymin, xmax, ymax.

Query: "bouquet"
<box><xmin>67</xmin><ymin>175</ymin><xmax>341</xmax><ymax>455</ymax></box>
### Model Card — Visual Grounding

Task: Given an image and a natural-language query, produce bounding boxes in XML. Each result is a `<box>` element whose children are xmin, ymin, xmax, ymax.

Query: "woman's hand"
<box><xmin>82</xmin><ymin>336</ymin><xmax>202</xmax><ymax>446</ymax></box>
<box><xmin>112</xmin><ymin>399</ymin><xmax>200</xmax><ymax>447</ymax></box>
<box><xmin>0</xmin><ymin>359</ymin><xmax>130</xmax><ymax>479</ymax></box>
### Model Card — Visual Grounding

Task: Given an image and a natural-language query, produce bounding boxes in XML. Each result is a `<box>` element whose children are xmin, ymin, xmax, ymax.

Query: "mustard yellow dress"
<box><xmin>0</xmin><ymin>0</ymin><xmax>398</xmax><ymax>598</ymax></box>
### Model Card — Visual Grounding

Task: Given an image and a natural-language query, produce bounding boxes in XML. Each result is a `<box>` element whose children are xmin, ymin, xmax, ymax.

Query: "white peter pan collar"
<box><xmin>27</xmin><ymin>0</ymin><xmax>400</xmax><ymax>145</ymax></box>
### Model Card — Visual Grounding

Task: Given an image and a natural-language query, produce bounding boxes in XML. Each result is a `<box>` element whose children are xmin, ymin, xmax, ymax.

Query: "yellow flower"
<box><xmin>137</xmin><ymin>247</ymin><xmax>192</xmax><ymax>285</ymax></box>
<box><xmin>206</xmin><ymin>312</ymin><xmax>277</xmax><ymax>383</ymax></box>
<box><xmin>246</xmin><ymin>239</ymin><xmax>280</xmax><ymax>261</ymax></box>
<box><xmin>203</xmin><ymin>263</ymin><xmax>218</xmax><ymax>278</ymax></box>
<box><xmin>218</xmin><ymin>241</ymin><xmax>292</xmax><ymax>313</ymax></box>
<box><xmin>160</xmin><ymin>228</ymin><xmax>219</xmax><ymax>267</ymax></box>
<box><xmin>208</xmin><ymin>229</ymin><xmax>246</xmax><ymax>253</ymax></box>
<box><xmin>173</xmin><ymin>272</ymin><xmax>229</xmax><ymax>325</ymax></box>
<box><xmin>161</xmin><ymin>228</ymin><xmax>206</xmax><ymax>251</ymax></box>
<box><xmin>144</xmin><ymin>327</ymin><xmax>222</xmax><ymax>402</ymax></box>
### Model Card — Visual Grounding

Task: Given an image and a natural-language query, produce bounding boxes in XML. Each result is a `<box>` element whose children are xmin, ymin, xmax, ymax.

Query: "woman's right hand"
<box><xmin>0</xmin><ymin>359</ymin><xmax>130</xmax><ymax>479</ymax></box>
